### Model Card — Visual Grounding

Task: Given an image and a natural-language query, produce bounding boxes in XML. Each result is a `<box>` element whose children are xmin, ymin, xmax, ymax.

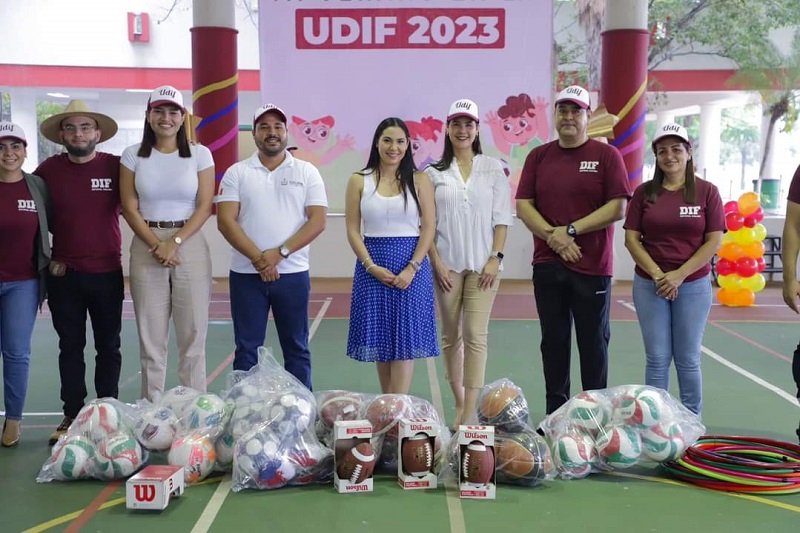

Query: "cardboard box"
<box><xmin>126</xmin><ymin>465</ymin><xmax>185</xmax><ymax>510</ymax></box>
<box><xmin>397</xmin><ymin>418</ymin><xmax>438</xmax><ymax>490</ymax></box>
<box><xmin>457</xmin><ymin>425</ymin><xmax>496</xmax><ymax>499</ymax></box>
<box><xmin>333</xmin><ymin>420</ymin><xmax>374</xmax><ymax>493</ymax></box>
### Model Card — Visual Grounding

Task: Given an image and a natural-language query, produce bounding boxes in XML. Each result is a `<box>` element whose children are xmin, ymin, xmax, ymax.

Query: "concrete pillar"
<box><xmin>601</xmin><ymin>0</ymin><xmax>649</xmax><ymax>189</ymax></box>
<box><xmin>191</xmin><ymin>0</ymin><xmax>238</xmax><ymax>195</ymax></box>
<box><xmin>698</xmin><ymin>103</ymin><xmax>721</xmax><ymax>182</ymax></box>
<box><xmin>8</xmin><ymin>89</ymin><xmax>39</xmax><ymax>172</ymax></box>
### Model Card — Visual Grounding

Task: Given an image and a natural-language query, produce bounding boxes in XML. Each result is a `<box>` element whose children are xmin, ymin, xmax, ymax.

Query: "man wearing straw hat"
<box><xmin>36</xmin><ymin>101</ymin><xmax>123</xmax><ymax>445</ymax></box>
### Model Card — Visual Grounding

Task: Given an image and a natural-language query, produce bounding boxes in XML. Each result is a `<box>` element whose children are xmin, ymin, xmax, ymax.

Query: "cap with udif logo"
<box><xmin>555</xmin><ymin>85</ymin><xmax>591</xmax><ymax>110</ymax></box>
<box><xmin>652</xmin><ymin>122</ymin><xmax>690</xmax><ymax>149</ymax></box>
<box><xmin>447</xmin><ymin>99</ymin><xmax>479</xmax><ymax>122</ymax></box>
<box><xmin>148</xmin><ymin>85</ymin><xmax>185</xmax><ymax>111</ymax></box>
<box><xmin>253</xmin><ymin>103</ymin><xmax>288</xmax><ymax>125</ymax></box>
<box><xmin>0</xmin><ymin>121</ymin><xmax>27</xmax><ymax>146</ymax></box>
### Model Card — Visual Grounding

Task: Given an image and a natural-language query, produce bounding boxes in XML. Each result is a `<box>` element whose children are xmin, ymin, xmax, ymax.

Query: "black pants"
<box><xmin>793</xmin><ymin>342</ymin><xmax>800</xmax><ymax>400</ymax></box>
<box><xmin>47</xmin><ymin>268</ymin><xmax>124</xmax><ymax>418</ymax></box>
<box><xmin>532</xmin><ymin>261</ymin><xmax>611</xmax><ymax>414</ymax></box>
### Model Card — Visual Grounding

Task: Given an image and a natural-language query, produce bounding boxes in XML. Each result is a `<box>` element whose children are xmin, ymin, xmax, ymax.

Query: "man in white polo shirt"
<box><xmin>216</xmin><ymin>104</ymin><xmax>328</xmax><ymax>389</ymax></box>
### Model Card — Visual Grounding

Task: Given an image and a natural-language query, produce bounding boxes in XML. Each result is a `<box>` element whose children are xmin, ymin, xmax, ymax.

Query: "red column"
<box><xmin>190</xmin><ymin>26</ymin><xmax>238</xmax><ymax>195</ymax></box>
<box><xmin>600</xmin><ymin>29</ymin><xmax>649</xmax><ymax>189</ymax></box>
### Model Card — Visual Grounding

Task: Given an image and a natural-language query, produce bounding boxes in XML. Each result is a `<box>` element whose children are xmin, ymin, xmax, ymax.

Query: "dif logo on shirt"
<box><xmin>579</xmin><ymin>161</ymin><xmax>599</xmax><ymax>173</ymax></box>
<box><xmin>91</xmin><ymin>178</ymin><xmax>113</xmax><ymax>192</ymax></box>
<box><xmin>18</xmin><ymin>199</ymin><xmax>36</xmax><ymax>212</ymax></box>
<box><xmin>679</xmin><ymin>206</ymin><xmax>701</xmax><ymax>218</ymax></box>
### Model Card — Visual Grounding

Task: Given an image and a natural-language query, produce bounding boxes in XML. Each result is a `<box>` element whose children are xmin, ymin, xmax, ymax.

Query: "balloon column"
<box><xmin>716</xmin><ymin>193</ymin><xmax>767</xmax><ymax>307</ymax></box>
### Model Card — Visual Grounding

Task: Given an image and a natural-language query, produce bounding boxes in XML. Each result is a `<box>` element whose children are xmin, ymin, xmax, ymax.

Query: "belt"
<box><xmin>147</xmin><ymin>220</ymin><xmax>187</xmax><ymax>229</ymax></box>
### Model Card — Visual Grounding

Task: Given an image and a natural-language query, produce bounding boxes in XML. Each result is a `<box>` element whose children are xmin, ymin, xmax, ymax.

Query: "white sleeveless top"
<box><xmin>360</xmin><ymin>170</ymin><xmax>421</xmax><ymax>238</ymax></box>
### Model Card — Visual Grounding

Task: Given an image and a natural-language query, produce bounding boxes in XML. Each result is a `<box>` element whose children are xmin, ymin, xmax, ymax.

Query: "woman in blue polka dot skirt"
<box><xmin>344</xmin><ymin>117</ymin><xmax>439</xmax><ymax>393</ymax></box>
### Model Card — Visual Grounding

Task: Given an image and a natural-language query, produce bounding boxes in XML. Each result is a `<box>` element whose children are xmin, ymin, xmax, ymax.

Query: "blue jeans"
<box><xmin>0</xmin><ymin>279</ymin><xmax>39</xmax><ymax>420</ymax></box>
<box><xmin>229</xmin><ymin>271</ymin><xmax>312</xmax><ymax>390</ymax></box>
<box><xmin>632</xmin><ymin>273</ymin><xmax>712</xmax><ymax>415</ymax></box>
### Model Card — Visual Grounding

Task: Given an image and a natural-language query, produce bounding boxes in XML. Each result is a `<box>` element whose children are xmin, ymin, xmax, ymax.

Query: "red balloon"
<box><xmin>716</xmin><ymin>258</ymin><xmax>736</xmax><ymax>276</ymax></box>
<box><xmin>725</xmin><ymin>212</ymin><xmax>745</xmax><ymax>231</ymax></box>
<box><xmin>755</xmin><ymin>256</ymin><xmax>766</xmax><ymax>273</ymax></box>
<box><xmin>736</xmin><ymin>256</ymin><xmax>759</xmax><ymax>278</ymax></box>
<box><xmin>724</xmin><ymin>201</ymin><xmax>740</xmax><ymax>215</ymax></box>
<box><xmin>743</xmin><ymin>215</ymin><xmax>758</xmax><ymax>228</ymax></box>
<box><xmin>750</xmin><ymin>207</ymin><xmax>764</xmax><ymax>223</ymax></box>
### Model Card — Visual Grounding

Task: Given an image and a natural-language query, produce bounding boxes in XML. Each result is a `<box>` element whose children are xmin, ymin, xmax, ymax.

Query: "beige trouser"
<box><xmin>129</xmin><ymin>228</ymin><xmax>211</xmax><ymax>401</ymax></box>
<box><xmin>434</xmin><ymin>270</ymin><xmax>499</xmax><ymax>389</ymax></box>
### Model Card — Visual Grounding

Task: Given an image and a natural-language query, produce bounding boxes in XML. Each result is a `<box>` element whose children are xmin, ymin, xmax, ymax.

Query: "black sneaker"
<box><xmin>48</xmin><ymin>416</ymin><xmax>74</xmax><ymax>446</ymax></box>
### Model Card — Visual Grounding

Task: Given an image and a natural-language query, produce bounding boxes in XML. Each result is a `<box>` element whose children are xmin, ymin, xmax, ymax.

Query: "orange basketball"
<box><xmin>496</xmin><ymin>439</ymin><xmax>535</xmax><ymax>478</ymax></box>
<box><xmin>477</xmin><ymin>383</ymin><xmax>529</xmax><ymax>432</ymax></box>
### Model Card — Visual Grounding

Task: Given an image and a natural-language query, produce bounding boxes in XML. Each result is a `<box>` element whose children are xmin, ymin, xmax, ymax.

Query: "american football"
<box><xmin>337</xmin><ymin>442</ymin><xmax>376</xmax><ymax>484</ymax></box>
<box><xmin>401</xmin><ymin>434</ymin><xmax>434</xmax><ymax>477</ymax></box>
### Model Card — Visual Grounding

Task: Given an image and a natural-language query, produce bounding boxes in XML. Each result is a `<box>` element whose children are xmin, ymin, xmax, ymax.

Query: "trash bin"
<box><xmin>753</xmin><ymin>179</ymin><xmax>781</xmax><ymax>210</ymax></box>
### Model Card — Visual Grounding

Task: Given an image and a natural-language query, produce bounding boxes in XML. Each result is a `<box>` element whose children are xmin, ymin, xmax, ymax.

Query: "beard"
<box><xmin>63</xmin><ymin>140</ymin><xmax>97</xmax><ymax>158</ymax></box>
<box><xmin>256</xmin><ymin>136</ymin><xmax>287</xmax><ymax>158</ymax></box>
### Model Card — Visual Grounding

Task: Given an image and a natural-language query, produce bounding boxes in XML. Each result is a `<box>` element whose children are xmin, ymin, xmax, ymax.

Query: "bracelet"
<box><xmin>408</xmin><ymin>260</ymin><xmax>421</xmax><ymax>272</ymax></box>
<box><xmin>365</xmin><ymin>264</ymin><xmax>377</xmax><ymax>273</ymax></box>
<box><xmin>362</xmin><ymin>258</ymin><xmax>374</xmax><ymax>268</ymax></box>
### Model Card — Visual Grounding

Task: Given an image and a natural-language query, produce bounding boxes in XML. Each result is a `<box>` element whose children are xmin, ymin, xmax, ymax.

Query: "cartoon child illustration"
<box><xmin>406</xmin><ymin>116</ymin><xmax>444</xmax><ymax>170</ymax></box>
<box><xmin>289</xmin><ymin>114</ymin><xmax>356</xmax><ymax>167</ymax></box>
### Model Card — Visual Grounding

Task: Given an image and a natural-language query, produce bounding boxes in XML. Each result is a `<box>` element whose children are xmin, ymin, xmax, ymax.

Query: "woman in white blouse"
<box><xmin>120</xmin><ymin>85</ymin><xmax>215</xmax><ymax>401</ymax></box>
<box><xmin>425</xmin><ymin>99</ymin><xmax>513</xmax><ymax>428</ymax></box>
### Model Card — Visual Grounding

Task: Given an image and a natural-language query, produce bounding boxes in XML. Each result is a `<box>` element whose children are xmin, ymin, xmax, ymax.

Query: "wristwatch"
<box><xmin>491</xmin><ymin>251</ymin><xmax>504</xmax><ymax>263</ymax></box>
<box><xmin>279</xmin><ymin>245</ymin><xmax>291</xmax><ymax>258</ymax></box>
<box><xmin>173</xmin><ymin>236</ymin><xmax>183</xmax><ymax>245</ymax></box>
<box><xmin>566</xmin><ymin>224</ymin><xmax>578</xmax><ymax>238</ymax></box>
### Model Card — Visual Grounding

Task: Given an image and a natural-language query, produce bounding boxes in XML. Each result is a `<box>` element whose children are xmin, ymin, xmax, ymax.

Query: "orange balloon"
<box><xmin>717</xmin><ymin>243</ymin><xmax>744</xmax><ymax>262</ymax></box>
<box><xmin>741</xmin><ymin>241</ymin><xmax>765</xmax><ymax>258</ymax></box>
<box><xmin>738</xmin><ymin>192</ymin><xmax>760</xmax><ymax>216</ymax></box>
<box><xmin>716</xmin><ymin>288</ymin><xmax>735</xmax><ymax>306</ymax></box>
<box><xmin>732</xmin><ymin>288</ymin><xmax>756</xmax><ymax>307</ymax></box>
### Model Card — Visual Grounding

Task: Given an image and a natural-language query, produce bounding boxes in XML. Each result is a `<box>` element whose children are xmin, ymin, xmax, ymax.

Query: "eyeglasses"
<box><xmin>61</xmin><ymin>124</ymin><xmax>96</xmax><ymax>134</ymax></box>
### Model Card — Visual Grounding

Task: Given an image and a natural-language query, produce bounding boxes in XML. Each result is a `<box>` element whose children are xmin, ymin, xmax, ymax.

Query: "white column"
<box><xmin>605</xmin><ymin>0</ymin><xmax>648</xmax><ymax>30</ymax></box>
<box><xmin>8</xmin><ymin>89</ymin><xmax>39</xmax><ymax>172</ymax></box>
<box><xmin>698</xmin><ymin>103</ymin><xmax>722</xmax><ymax>183</ymax></box>
<box><xmin>193</xmin><ymin>0</ymin><xmax>234</xmax><ymax>27</ymax></box>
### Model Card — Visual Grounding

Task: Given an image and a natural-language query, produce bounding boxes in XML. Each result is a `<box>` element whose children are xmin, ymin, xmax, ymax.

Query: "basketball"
<box><xmin>477</xmin><ymin>383</ymin><xmax>529</xmax><ymax>432</ymax></box>
<box><xmin>553</xmin><ymin>432</ymin><xmax>595</xmax><ymax>478</ymax></box>
<box><xmin>565</xmin><ymin>391</ymin><xmax>611</xmax><ymax>433</ymax></box>
<box><xmin>134</xmin><ymin>406</ymin><xmax>178</xmax><ymax>451</ymax></box>
<box><xmin>51</xmin><ymin>436</ymin><xmax>96</xmax><ymax>481</ymax></box>
<box><xmin>495</xmin><ymin>431</ymin><xmax>553</xmax><ymax>487</ymax></box>
<box><xmin>95</xmin><ymin>432</ymin><xmax>144</xmax><ymax>480</ymax></box>
<box><xmin>596</xmin><ymin>425</ymin><xmax>642</xmax><ymax>469</ymax></box>
<box><xmin>168</xmin><ymin>435</ymin><xmax>216</xmax><ymax>484</ymax></box>
<box><xmin>641</xmin><ymin>421</ymin><xmax>687</xmax><ymax>463</ymax></box>
<box><xmin>73</xmin><ymin>400</ymin><xmax>122</xmax><ymax>443</ymax></box>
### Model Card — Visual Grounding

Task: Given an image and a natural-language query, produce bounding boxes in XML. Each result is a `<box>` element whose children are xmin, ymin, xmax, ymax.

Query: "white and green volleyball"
<box><xmin>641</xmin><ymin>421</ymin><xmax>687</xmax><ymax>463</ymax></box>
<box><xmin>596</xmin><ymin>425</ymin><xmax>642</xmax><ymax>469</ymax></box>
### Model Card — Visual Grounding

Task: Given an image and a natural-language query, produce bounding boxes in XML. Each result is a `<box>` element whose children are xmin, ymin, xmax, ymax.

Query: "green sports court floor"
<box><xmin>2</xmin><ymin>279</ymin><xmax>800</xmax><ymax>532</ymax></box>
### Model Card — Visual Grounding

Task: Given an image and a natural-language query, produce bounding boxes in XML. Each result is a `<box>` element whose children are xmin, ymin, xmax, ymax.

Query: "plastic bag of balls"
<box><xmin>222</xmin><ymin>347</ymin><xmax>334</xmax><ymax>490</ymax></box>
<box><xmin>441</xmin><ymin>379</ymin><xmax>555</xmax><ymax>487</ymax></box>
<box><xmin>537</xmin><ymin>384</ymin><xmax>706</xmax><ymax>479</ymax></box>
<box><xmin>357</xmin><ymin>393</ymin><xmax>451</xmax><ymax>475</ymax></box>
<box><xmin>37</xmin><ymin>398</ymin><xmax>148</xmax><ymax>482</ymax></box>
<box><xmin>313</xmin><ymin>390</ymin><xmax>372</xmax><ymax>448</ymax></box>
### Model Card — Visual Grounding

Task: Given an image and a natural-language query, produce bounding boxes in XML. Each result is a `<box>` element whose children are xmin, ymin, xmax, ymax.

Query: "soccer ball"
<box><xmin>183</xmin><ymin>393</ymin><xmax>228</xmax><ymax>439</ymax></box>
<box><xmin>168</xmin><ymin>434</ymin><xmax>216</xmax><ymax>484</ymax></box>
<box><xmin>159</xmin><ymin>386</ymin><xmax>201</xmax><ymax>419</ymax></box>
<box><xmin>134</xmin><ymin>406</ymin><xmax>178</xmax><ymax>451</ymax></box>
<box><xmin>234</xmin><ymin>430</ymin><xmax>296</xmax><ymax>490</ymax></box>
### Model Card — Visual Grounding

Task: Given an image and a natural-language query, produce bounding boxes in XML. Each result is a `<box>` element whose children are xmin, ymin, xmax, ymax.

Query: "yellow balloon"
<box><xmin>722</xmin><ymin>231</ymin><xmax>736</xmax><ymax>244</ymax></box>
<box><xmin>717</xmin><ymin>274</ymin><xmax>743</xmax><ymax>291</ymax></box>
<box><xmin>740</xmin><ymin>273</ymin><xmax>766</xmax><ymax>292</ymax></box>
<box><xmin>753</xmin><ymin>223</ymin><xmax>767</xmax><ymax>241</ymax></box>
<box><xmin>733</xmin><ymin>227</ymin><xmax>756</xmax><ymax>245</ymax></box>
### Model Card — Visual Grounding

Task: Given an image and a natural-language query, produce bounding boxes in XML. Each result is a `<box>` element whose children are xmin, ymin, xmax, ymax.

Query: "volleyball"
<box><xmin>95</xmin><ymin>432</ymin><xmax>144</xmax><ymax>480</ymax></box>
<box><xmin>566</xmin><ymin>391</ymin><xmax>610</xmax><ymax>433</ymax></box>
<box><xmin>51</xmin><ymin>436</ymin><xmax>96</xmax><ymax>481</ymax></box>
<box><xmin>168</xmin><ymin>435</ymin><xmax>216</xmax><ymax>484</ymax></box>
<box><xmin>477</xmin><ymin>382</ymin><xmax>529</xmax><ymax>432</ymax></box>
<box><xmin>641</xmin><ymin>421</ymin><xmax>687</xmax><ymax>463</ymax></box>
<box><xmin>596</xmin><ymin>425</ymin><xmax>642</xmax><ymax>469</ymax></box>
<box><xmin>553</xmin><ymin>432</ymin><xmax>595</xmax><ymax>478</ymax></box>
<box><xmin>134</xmin><ymin>406</ymin><xmax>178</xmax><ymax>451</ymax></box>
<box><xmin>73</xmin><ymin>400</ymin><xmax>122</xmax><ymax>442</ymax></box>
<box><xmin>613</xmin><ymin>387</ymin><xmax>664</xmax><ymax>428</ymax></box>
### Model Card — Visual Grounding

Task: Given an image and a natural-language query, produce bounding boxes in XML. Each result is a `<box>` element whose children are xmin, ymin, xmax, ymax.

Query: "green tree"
<box><xmin>720</xmin><ymin>107</ymin><xmax>760</xmax><ymax>189</ymax></box>
<box><xmin>37</xmin><ymin>101</ymin><xmax>65</xmax><ymax>163</ymax></box>
<box><xmin>1</xmin><ymin>92</ymin><xmax>10</xmax><ymax>122</ymax></box>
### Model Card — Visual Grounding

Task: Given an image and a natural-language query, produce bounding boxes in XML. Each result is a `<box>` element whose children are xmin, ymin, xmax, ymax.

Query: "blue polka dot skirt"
<box><xmin>347</xmin><ymin>236</ymin><xmax>440</xmax><ymax>362</ymax></box>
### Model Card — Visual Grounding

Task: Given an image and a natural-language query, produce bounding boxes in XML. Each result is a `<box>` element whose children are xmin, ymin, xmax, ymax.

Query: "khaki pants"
<box><xmin>129</xmin><ymin>229</ymin><xmax>211</xmax><ymax>400</ymax></box>
<box><xmin>434</xmin><ymin>270</ymin><xmax>499</xmax><ymax>389</ymax></box>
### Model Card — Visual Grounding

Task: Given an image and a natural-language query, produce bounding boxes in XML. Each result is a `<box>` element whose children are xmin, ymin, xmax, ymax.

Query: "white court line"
<box><xmin>426</xmin><ymin>358</ymin><xmax>466</xmax><ymax>533</ymax></box>
<box><xmin>189</xmin><ymin>295</ymin><xmax>333</xmax><ymax>533</ymax></box>
<box><xmin>0</xmin><ymin>411</ymin><xmax>62</xmax><ymax>417</ymax></box>
<box><xmin>617</xmin><ymin>300</ymin><xmax>800</xmax><ymax>407</ymax></box>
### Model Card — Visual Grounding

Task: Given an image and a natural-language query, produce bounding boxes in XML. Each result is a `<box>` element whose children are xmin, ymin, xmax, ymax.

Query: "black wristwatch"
<box><xmin>566</xmin><ymin>224</ymin><xmax>578</xmax><ymax>237</ymax></box>
<box><xmin>491</xmin><ymin>251</ymin><xmax>504</xmax><ymax>263</ymax></box>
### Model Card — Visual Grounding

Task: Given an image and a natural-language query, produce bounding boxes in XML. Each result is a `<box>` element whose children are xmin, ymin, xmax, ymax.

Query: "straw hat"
<box><xmin>39</xmin><ymin>100</ymin><xmax>118</xmax><ymax>144</ymax></box>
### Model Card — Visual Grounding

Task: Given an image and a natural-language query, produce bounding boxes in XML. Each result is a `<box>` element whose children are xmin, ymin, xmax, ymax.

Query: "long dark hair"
<box><xmin>431</xmin><ymin>118</ymin><xmax>483</xmax><ymax>171</ymax></box>
<box><xmin>137</xmin><ymin>105</ymin><xmax>191</xmax><ymax>158</ymax></box>
<box><xmin>644</xmin><ymin>140</ymin><xmax>696</xmax><ymax>203</ymax></box>
<box><xmin>360</xmin><ymin>117</ymin><xmax>420</xmax><ymax>212</ymax></box>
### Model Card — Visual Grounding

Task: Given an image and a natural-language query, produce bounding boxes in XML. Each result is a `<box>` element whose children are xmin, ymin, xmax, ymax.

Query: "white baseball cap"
<box><xmin>652</xmin><ymin>122</ymin><xmax>691</xmax><ymax>148</ymax></box>
<box><xmin>555</xmin><ymin>85</ymin><xmax>591</xmax><ymax>110</ymax></box>
<box><xmin>148</xmin><ymin>85</ymin><xmax>185</xmax><ymax>111</ymax></box>
<box><xmin>447</xmin><ymin>99</ymin><xmax>479</xmax><ymax>122</ymax></box>
<box><xmin>0</xmin><ymin>121</ymin><xmax>27</xmax><ymax>146</ymax></box>
<box><xmin>253</xmin><ymin>103</ymin><xmax>288</xmax><ymax>125</ymax></box>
